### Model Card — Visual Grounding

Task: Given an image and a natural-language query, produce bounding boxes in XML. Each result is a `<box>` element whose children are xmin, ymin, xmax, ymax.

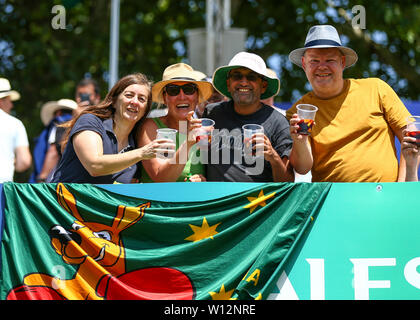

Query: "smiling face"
<box><xmin>226</xmin><ymin>67</ymin><xmax>267</xmax><ymax>111</ymax></box>
<box><xmin>302</xmin><ymin>48</ymin><xmax>346</xmax><ymax>99</ymax></box>
<box><xmin>163</xmin><ymin>81</ymin><xmax>199</xmax><ymax>121</ymax></box>
<box><xmin>72</xmin><ymin>221</ymin><xmax>123</xmax><ymax>267</ymax></box>
<box><xmin>113</xmin><ymin>84</ymin><xmax>150</xmax><ymax>125</ymax></box>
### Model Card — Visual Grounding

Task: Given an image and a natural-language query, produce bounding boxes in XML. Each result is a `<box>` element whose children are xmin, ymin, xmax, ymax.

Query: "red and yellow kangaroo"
<box><xmin>15</xmin><ymin>183</ymin><xmax>149</xmax><ymax>300</ymax></box>
<box><xmin>8</xmin><ymin>183</ymin><xmax>194</xmax><ymax>300</ymax></box>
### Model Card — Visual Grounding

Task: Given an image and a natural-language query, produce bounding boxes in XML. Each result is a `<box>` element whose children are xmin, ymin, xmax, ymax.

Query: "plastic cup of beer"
<box><xmin>156</xmin><ymin>128</ymin><xmax>177</xmax><ymax>159</ymax></box>
<box><xmin>296</xmin><ymin>104</ymin><xmax>318</xmax><ymax>135</ymax></box>
<box><xmin>195</xmin><ymin>118</ymin><xmax>215</xmax><ymax>150</ymax></box>
<box><xmin>242</xmin><ymin>124</ymin><xmax>264</xmax><ymax>158</ymax></box>
<box><xmin>406</xmin><ymin>115</ymin><xmax>420</xmax><ymax>147</ymax></box>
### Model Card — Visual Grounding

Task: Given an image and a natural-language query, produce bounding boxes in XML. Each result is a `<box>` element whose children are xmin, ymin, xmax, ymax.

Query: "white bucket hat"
<box><xmin>212</xmin><ymin>52</ymin><xmax>280</xmax><ymax>100</ymax></box>
<box><xmin>0</xmin><ymin>78</ymin><xmax>20</xmax><ymax>101</ymax></box>
<box><xmin>41</xmin><ymin>98</ymin><xmax>77</xmax><ymax>126</ymax></box>
<box><xmin>152</xmin><ymin>63</ymin><xmax>213</xmax><ymax>104</ymax></box>
<box><xmin>289</xmin><ymin>25</ymin><xmax>358</xmax><ymax>68</ymax></box>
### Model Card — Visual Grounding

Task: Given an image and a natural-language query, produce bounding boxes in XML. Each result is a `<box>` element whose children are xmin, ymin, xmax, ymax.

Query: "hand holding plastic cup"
<box><xmin>406</xmin><ymin>116</ymin><xmax>420</xmax><ymax>147</ymax></box>
<box><xmin>195</xmin><ymin>118</ymin><xmax>215</xmax><ymax>150</ymax></box>
<box><xmin>296</xmin><ymin>104</ymin><xmax>318</xmax><ymax>135</ymax></box>
<box><xmin>156</xmin><ymin>128</ymin><xmax>177</xmax><ymax>159</ymax></box>
<box><xmin>243</xmin><ymin>124</ymin><xmax>264</xmax><ymax>158</ymax></box>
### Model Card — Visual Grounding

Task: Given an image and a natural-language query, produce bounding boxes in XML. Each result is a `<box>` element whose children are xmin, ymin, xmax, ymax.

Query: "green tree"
<box><xmin>231</xmin><ymin>0</ymin><xmax>420</xmax><ymax>101</ymax></box>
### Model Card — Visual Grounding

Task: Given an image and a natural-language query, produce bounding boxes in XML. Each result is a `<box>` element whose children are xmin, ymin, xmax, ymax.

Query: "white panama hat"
<box><xmin>40</xmin><ymin>98</ymin><xmax>77</xmax><ymax>126</ymax></box>
<box><xmin>0</xmin><ymin>78</ymin><xmax>20</xmax><ymax>101</ymax></box>
<box><xmin>289</xmin><ymin>25</ymin><xmax>358</xmax><ymax>68</ymax></box>
<box><xmin>212</xmin><ymin>51</ymin><xmax>280</xmax><ymax>100</ymax></box>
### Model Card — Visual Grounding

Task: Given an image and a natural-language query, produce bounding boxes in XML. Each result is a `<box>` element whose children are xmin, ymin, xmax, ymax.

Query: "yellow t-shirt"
<box><xmin>286</xmin><ymin>78</ymin><xmax>411</xmax><ymax>182</ymax></box>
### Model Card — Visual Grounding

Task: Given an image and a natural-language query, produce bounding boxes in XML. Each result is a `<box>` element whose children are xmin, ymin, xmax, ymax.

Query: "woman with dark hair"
<box><xmin>50</xmin><ymin>73</ymin><xmax>174</xmax><ymax>184</ymax></box>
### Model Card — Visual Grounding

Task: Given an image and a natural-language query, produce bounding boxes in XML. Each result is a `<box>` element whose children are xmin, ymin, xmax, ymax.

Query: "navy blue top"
<box><xmin>50</xmin><ymin>113</ymin><xmax>139</xmax><ymax>184</ymax></box>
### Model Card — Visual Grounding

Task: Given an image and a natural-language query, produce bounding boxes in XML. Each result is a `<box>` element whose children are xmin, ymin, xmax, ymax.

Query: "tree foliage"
<box><xmin>0</xmin><ymin>0</ymin><xmax>419</xmax><ymax>181</ymax></box>
<box><xmin>231</xmin><ymin>0</ymin><xmax>420</xmax><ymax>101</ymax></box>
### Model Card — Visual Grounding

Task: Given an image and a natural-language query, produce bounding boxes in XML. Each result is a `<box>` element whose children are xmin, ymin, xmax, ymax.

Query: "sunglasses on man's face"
<box><xmin>228</xmin><ymin>72</ymin><xmax>263</xmax><ymax>82</ymax></box>
<box><xmin>164</xmin><ymin>84</ymin><xmax>198</xmax><ymax>96</ymax></box>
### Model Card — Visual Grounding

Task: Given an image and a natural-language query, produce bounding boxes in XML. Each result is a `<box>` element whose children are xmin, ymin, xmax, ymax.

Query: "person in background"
<box><xmin>74</xmin><ymin>78</ymin><xmax>101</xmax><ymax>116</ymax></box>
<box><xmin>203</xmin><ymin>52</ymin><xmax>311</xmax><ymax>182</ymax></box>
<box><xmin>262</xmin><ymin>68</ymin><xmax>312</xmax><ymax>183</ymax></box>
<box><xmin>50</xmin><ymin>73</ymin><xmax>174</xmax><ymax>184</ymax></box>
<box><xmin>0</xmin><ymin>77</ymin><xmax>31</xmax><ymax>182</ymax></box>
<box><xmin>52</xmin><ymin>78</ymin><xmax>102</xmax><ymax>159</ymax></box>
<box><xmin>194</xmin><ymin>76</ymin><xmax>227</xmax><ymax>119</ymax></box>
<box><xmin>286</xmin><ymin>25</ymin><xmax>411</xmax><ymax>182</ymax></box>
<box><xmin>32</xmin><ymin>78</ymin><xmax>102</xmax><ymax>183</ymax></box>
<box><xmin>137</xmin><ymin>63</ymin><xmax>213</xmax><ymax>182</ymax></box>
<box><xmin>260</xmin><ymin>69</ymin><xmax>312</xmax><ymax>183</ymax></box>
<box><xmin>260</xmin><ymin>68</ymin><xmax>284</xmax><ymax>114</ymax></box>
<box><xmin>29</xmin><ymin>99</ymin><xmax>77</xmax><ymax>182</ymax></box>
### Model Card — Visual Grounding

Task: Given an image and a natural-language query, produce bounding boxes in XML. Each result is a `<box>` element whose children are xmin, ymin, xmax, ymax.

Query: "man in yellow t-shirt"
<box><xmin>286</xmin><ymin>25</ymin><xmax>412</xmax><ymax>182</ymax></box>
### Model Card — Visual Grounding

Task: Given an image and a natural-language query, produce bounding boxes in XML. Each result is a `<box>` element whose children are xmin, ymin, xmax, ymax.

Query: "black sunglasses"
<box><xmin>164</xmin><ymin>83</ymin><xmax>198</xmax><ymax>96</ymax></box>
<box><xmin>228</xmin><ymin>72</ymin><xmax>264</xmax><ymax>82</ymax></box>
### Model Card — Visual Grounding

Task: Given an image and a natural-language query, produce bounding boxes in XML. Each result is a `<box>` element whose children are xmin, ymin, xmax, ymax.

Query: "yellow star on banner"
<box><xmin>244</xmin><ymin>190</ymin><xmax>277</xmax><ymax>213</ymax></box>
<box><xmin>185</xmin><ymin>217</ymin><xmax>221</xmax><ymax>242</ymax></box>
<box><xmin>209</xmin><ymin>284</ymin><xmax>236</xmax><ymax>300</ymax></box>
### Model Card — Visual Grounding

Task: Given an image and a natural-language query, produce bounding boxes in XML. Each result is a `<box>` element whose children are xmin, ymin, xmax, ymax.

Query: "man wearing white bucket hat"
<box><xmin>203</xmin><ymin>52</ymin><xmax>311</xmax><ymax>182</ymax></box>
<box><xmin>0</xmin><ymin>78</ymin><xmax>31</xmax><ymax>182</ymax></box>
<box><xmin>286</xmin><ymin>25</ymin><xmax>412</xmax><ymax>182</ymax></box>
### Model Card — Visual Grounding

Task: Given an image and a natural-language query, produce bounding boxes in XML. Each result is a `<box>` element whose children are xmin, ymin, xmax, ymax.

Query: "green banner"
<box><xmin>0</xmin><ymin>182</ymin><xmax>330</xmax><ymax>300</ymax></box>
<box><xmin>268</xmin><ymin>182</ymin><xmax>420</xmax><ymax>300</ymax></box>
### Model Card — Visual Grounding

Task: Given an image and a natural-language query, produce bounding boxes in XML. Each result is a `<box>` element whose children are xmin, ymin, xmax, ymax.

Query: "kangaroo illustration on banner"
<box><xmin>7</xmin><ymin>183</ymin><xmax>194</xmax><ymax>300</ymax></box>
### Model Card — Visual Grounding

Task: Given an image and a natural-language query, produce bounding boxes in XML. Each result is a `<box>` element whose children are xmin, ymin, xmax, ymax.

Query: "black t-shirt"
<box><xmin>203</xmin><ymin>100</ymin><xmax>292</xmax><ymax>182</ymax></box>
<box><xmin>50</xmin><ymin>114</ymin><xmax>139</xmax><ymax>184</ymax></box>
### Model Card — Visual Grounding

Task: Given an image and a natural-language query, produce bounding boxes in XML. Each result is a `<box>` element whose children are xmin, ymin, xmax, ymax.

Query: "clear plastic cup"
<box><xmin>406</xmin><ymin>115</ymin><xmax>420</xmax><ymax>147</ymax></box>
<box><xmin>195</xmin><ymin>118</ymin><xmax>215</xmax><ymax>150</ymax></box>
<box><xmin>156</xmin><ymin>128</ymin><xmax>177</xmax><ymax>159</ymax></box>
<box><xmin>296</xmin><ymin>104</ymin><xmax>318</xmax><ymax>135</ymax></box>
<box><xmin>242</xmin><ymin>124</ymin><xmax>264</xmax><ymax>158</ymax></box>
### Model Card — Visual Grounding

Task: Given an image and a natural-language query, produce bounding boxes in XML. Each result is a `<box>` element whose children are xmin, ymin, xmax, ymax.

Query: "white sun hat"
<box><xmin>0</xmin><ymin>78</ymin><xmax>20</xmax><ymax>101</ymax></box>
<box><xmin>212</xmin><ymin>51</ymin><xmax>280</xmax><ymax>100</ymax></box>
<box><xmin>40</xmin><ymin>98</ymin><xmax>77</xmax><ymax>126</ymax></box>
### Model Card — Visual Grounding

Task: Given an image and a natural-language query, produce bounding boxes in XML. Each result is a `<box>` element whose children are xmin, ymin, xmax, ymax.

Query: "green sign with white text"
<box><xmin>269</xmin><ymin>182</ymin><xmax>420</xmax><ymax>300</ymax></box>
